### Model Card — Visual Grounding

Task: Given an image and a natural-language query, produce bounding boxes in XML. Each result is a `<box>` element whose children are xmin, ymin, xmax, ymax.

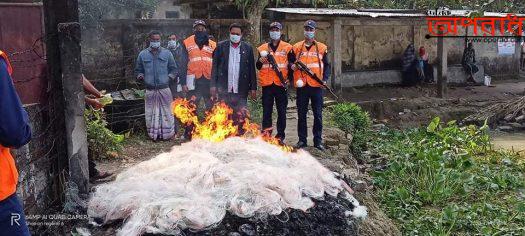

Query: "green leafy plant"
<box><xmin>330</xmin><ymin>102</ymin><xmax>372</xmax><ymax>154</ymax></box>
<box><xmin>247</xmin><ymin>98</ymin><xmax>264</xmax><ymax>125</ymax></box>
<box><xmin>85</xmin><ymin>108</ymin><xmax>124</xmax><ymax>159</ymax></box>
<box><xmin>371</xmin><ymin>118</ymin><xmax>525</xmax><ymax>235</ymax></box>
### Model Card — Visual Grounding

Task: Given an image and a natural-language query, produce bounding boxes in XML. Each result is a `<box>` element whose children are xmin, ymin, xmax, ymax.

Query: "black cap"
<box><xmin>304</xmin><ymin>20</ymin><xmax>316</xmax><ymax>29</ymax></box>
<box><xmin>193</xmin><ymin>20</ymin><xmax>206</xmax><ymax>28</ymax></box>
<box><xmin>269</xmin><ymin>22</ymin><xmax>283</xmax><ymax>30</ymax></box>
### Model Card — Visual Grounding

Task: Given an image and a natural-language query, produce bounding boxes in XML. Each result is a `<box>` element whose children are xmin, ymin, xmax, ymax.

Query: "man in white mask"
<box><xmin>211</xmin><ymin>23</ymin><xmax>257</xmax><ymax>134</ymax></box>
<box><xmin>289</xmin><ymin>20</ymin><xmax>332</xmax><ymax>151</ymax></box>
<box><xmin>255</xmin><ymin>22</ymin><xmax>293</xmax><ymax>144</ymax></box>
<box><xmin>135</xmin><ymin>30</ymin><xmax>178</xmax><ymax>141</ymax></box>
<box><xmin>167</xmin><ymin>33</ymin><xmax>188</xmax><ymax>140</ymax></box>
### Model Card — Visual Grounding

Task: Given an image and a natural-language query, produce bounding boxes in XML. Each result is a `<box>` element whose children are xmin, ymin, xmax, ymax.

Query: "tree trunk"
<box><xmin>245</xmin><ymin>0</ymin><xmax>268</xmax><ymax>48</ymax></box>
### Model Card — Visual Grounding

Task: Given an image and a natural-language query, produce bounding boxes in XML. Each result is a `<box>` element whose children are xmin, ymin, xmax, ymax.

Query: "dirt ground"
<box><xmin>346</xmin><ymin>81</ymin><xmax>525</xmax><ymax>128</ymax></box>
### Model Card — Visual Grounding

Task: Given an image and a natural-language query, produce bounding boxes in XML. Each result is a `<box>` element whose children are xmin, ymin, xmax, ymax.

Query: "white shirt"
<box><xmin>228</xmin><ymin>43</ymin><xmax>241</xmax><ymax>93</ymax></box>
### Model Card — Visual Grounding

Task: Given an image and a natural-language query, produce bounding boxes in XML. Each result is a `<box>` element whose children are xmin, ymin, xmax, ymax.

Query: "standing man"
<box><xmin>167</xmin><ymin>33</ymin><xmax>188</xmax><ymax>139</ymax></box>
<box><xmin>0</xmin><ymin>50</ymin><xmax>32</xmax><ymax>235</ymax></box>
<box><xmin>256</xmin><ymin>22</ymin><xmax>292</xmax><ymax>143</ymax></box>
<box><xmin>182</xmin><ymin>20</ymin><xmax>216</xmax><ymax>108</ymax></box>
<box><xmin>290</xmin><ymin>20</ymin><xmax>331</xmax><ymax>151</ymax></box>
<box><xmin>167</xmin><ymin>33</ymin><xmax>188</xmax><ymax>99</ymax></box>
<box><xmin>462</xmin><ymin>42</ymin><xmax>478</xmax><ymax>84</ymax></box>
<box><xmin>211</xmin><ymin>23</ymin><xmax>257</xmax><ymax>133</ymax></box>
<box><xmin>135</xmin><ymin>30</ymin><xmax>177</xmax><ymax>141</ymax></box>
<box><xmin>182</xmin><ymin>20</ymin><xmax>216</xmax><ymax>139</ymax></box>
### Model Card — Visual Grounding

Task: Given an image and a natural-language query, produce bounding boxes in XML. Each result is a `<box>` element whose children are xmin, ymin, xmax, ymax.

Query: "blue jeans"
<box><xmin>0</xmin><ymin>194</ymin><xmax>30</xmax><ymax>236</ymax></box>
<box><xmin>297</xmin><ymin>86</ymin><xmax>323</xmax><ymax>146</ymax></box>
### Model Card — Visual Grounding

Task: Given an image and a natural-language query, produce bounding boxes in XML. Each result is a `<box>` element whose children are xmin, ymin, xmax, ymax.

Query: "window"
<box><xmin>166</xmin><ymin>11</ymin><xmax>180</xmax><ymax>19</ymax></box>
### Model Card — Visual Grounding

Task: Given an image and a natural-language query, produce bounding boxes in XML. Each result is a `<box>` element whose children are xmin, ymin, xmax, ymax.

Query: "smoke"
<box><xmin>88</xmin><ymin>137</ymin><xmax>362</xmax><ymax>235</ymax></box>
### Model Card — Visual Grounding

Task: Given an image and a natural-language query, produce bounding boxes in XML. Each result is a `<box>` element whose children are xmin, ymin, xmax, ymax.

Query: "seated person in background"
<box><xmin>417</xmin><ymin>46</ymin><xmax>434</xmax><ymax>83</ymax></box>
<box><xmin>401</xmin><ymin>44</ymin><xmax>419</xmax><ymax>86</ymax></box>
<box><xmin>462</xmin><ymin>42</ymin><xmax>478</xmax><ymax>84</ymax></box>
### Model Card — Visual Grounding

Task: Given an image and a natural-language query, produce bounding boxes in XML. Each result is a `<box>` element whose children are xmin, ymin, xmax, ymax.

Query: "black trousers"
<box><xmin>220</xmin><ymin>93</ymin><xmax>248</xmax><ymax>135</ymax></box>
<box><xmin>188</xmin><ymin>78</ymin><xmax>213</xmax><ymax>109</ymax></box>
<box><xmin>185</xmin><ymin>78</ymin><xmax>212</xmax><ymax>138</ymax></box>
<box><xmin>262</xmin><ymin>84</ymin><xmax>288</xmax><ymax>140</ymax></box>
<box><xmin>297</xmin><ymin>86</ymin><xmax>323</xmax><ymax>146</ymax></box>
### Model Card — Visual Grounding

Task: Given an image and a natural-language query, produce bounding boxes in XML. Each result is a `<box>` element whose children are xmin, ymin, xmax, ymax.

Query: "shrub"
<box><xmin>372</xmin><ymin>118</ymin><xmax>525</xmax><ymax>235</ymax></box>
<box><xmin>330</xmin><ymin>102</ymin><xmax>372</xmax><ymax>154</ymax></box>
<box><xmin>247</xmin><ymin>98</ymin><xmax>264</xmax><ymax>125</ymax></box>
<box><xmin>85</xmin><ymin>108</ymin><xmax>124</xmax><ymax>159</ymax></box>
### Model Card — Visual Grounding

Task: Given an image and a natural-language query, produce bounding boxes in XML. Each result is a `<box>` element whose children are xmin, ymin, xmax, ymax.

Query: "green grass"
<box><xmin>371</xmin><ymin>118</ymin><xmax>525</xmax><ymax>235</ymax></box>
<box><xmin>329</xmin><ymin>102</ymin><xmax>372</xmax><ymax>155</ymax></box>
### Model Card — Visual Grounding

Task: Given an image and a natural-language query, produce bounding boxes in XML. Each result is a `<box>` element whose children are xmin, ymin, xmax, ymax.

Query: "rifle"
<box><xmin>294</xmin><ymin>60</ymin><xmax>339</xmax><ymax>100</ymax></box>
<box><xmin>260</xmin><ymin>50</ymin><xmax>288</xmax><ymax>91</ymax></box>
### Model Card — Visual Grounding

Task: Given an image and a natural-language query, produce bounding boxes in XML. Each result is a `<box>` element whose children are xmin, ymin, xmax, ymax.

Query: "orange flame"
<box><xmin>172</xmin><ymin>98</ymin><xmax>293</xmax><ymax>151</ymax></box>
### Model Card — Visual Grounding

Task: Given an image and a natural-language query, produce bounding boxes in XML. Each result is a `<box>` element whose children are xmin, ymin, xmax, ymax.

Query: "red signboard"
<box><xmin>0</xmin><ymin>3</ymin><xmax>47</xmax><ymax>104</ymax></box>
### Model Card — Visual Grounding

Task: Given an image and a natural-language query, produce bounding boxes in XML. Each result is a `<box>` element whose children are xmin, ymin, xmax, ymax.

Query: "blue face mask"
<box><xmin>150</xmin><ymin>41</ymin><xmax>161</xmax><ymax>49</ymax></box>
<box><xmin>230</xmin><ymin>34</ymin><xmax>241</xmax><ymax>44</ymax></box>
<box><xmin>304</xmin><ymin>31</ymin><xmax>315</xmax><ymax>39</ymax></box>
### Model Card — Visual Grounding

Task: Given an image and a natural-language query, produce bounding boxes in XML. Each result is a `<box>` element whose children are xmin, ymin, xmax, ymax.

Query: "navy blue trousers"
<box><xmin>262</xmin><ymin>85</ymin><xmax>288</xmax><ymax>140</ymax></box>
<box><xmin>0</xmin><ymin>194</ymin><xmax>30</xmax><ymax>236</ymax></box>
<box><xmin>296</xmin><ymin>86</ymin><xmax>323</xmax><ymax>145</ymax></box>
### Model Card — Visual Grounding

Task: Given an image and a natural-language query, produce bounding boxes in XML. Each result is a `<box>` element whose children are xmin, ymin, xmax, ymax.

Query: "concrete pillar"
<box><xmin>43</xmin><ymin>0</ymin><xmax>88</xmax><ymax>213</ymax></box>
<box><xmin>437</xmin><ymin>36</ymin><xmax>447</xmax><ymax>98</ymax></box>
<box><xmin>58</xmin><ymin>22</ymin><xmax>90</xmax><ymax>212</ymax></box>
<box><xmin>331</xmin><ymin>18</ymin><xmax>342</xmax><ymax>92</ymax></box>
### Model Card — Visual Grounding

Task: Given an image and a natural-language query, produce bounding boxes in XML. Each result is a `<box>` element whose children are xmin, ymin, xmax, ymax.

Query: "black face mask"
<box><xmin>195</xmin><ymin>31</ymin><xmax>209</xmax><ymax>46</ymax></box>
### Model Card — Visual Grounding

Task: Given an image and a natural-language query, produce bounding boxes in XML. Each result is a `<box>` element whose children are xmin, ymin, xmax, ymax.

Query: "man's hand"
<box><xmin>249</xmin><ymin>90</ymin><xmax>257</xmax><ymax>100</ymax></box>
<box><xmin>290</xmin><ymin>63</ymin><xmax>297</xmax><ymax>71</ymax></box>
<box><xmin>210</xmin><ymin>87</ymin><xmax>218</xmax><ymax>101</ymax></box>
<box><xmin>86</xmin><ymin>97</ymin><xmax>104</xmax><ymax>110</ymax></box>
<box><xmin>182</xmin><ymin>85</ymin><xmax>189</xmax><ymax>93</ymax></box>
<box><xmin>259</xmin><ymin>57</ymin><xmax>269</xmax><ymax>64</ymax></box>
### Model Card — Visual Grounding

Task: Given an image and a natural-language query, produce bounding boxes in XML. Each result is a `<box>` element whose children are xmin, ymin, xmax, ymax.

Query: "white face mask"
<box><xmin>167</xmin><ymin>40</ymin><xmax>178</xmax><ymax>49</ymax></box>
<box><xmin>150</xmin><ymin>41</ymin><xmax>161</xmax><ymax>49</ymax></box>
<box><xmin>269</xmin><ymin>31</ymin><xmax>281</xmax><ymax>40</ymax></box>
<box><xmin>230</xmin><ymin>34</ymin><xmax>241</xmax><ymax>44</ymax></box>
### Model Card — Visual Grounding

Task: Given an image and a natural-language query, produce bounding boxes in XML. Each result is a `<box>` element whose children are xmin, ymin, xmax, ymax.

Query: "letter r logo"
<box><xmin>11</xmin><ymin>213</ymin><xmax>20</xmax><ymax>226</ymax></box>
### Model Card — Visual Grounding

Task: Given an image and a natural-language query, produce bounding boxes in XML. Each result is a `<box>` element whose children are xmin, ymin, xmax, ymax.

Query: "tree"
<box><xmin>233</xmin><ymin>0</ymin><xmax>339</xmax><ymax>47</ymax></box>
<box><xmin>339</xmin><ymin>0</ymin><xmax>524</xmax><ymax>13</ymax></box>
<box><xmin>79</xmin><ymin>0</ymin><xmax>159</xmax><ymax>30</ymax></box>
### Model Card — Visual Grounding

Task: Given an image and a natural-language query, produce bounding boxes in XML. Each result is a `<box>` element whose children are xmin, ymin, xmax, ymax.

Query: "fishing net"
<box><xmin>88</xmin><ymin>137</ymin><xmax>363</xmax><ymax>235</ymax></box>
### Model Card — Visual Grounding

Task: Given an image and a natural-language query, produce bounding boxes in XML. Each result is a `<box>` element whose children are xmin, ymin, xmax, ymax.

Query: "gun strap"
<box><xmin>268</xmin><ymin>42</ymin><xmax>285</xmax><ymax>86</ymax></box>
<box><xmin>298</xmin><ymin>40</ymin><xmax>324</xmax><ymax>84</ymax></box>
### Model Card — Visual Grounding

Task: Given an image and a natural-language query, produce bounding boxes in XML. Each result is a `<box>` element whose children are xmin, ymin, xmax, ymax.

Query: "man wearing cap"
<box><xmin>256</xmin><ymin>22</ymin><xmax>293</xmax><ymax>143</ymax></box>
<box><xmin>290</xmin><ymin>20</ymin><xmax>331</xmax><ymax>151</ymax></box>
<box><xmin>182</xmin><ymin>20</ymin><xmax>217</xmax><ymax>140</ymax></box>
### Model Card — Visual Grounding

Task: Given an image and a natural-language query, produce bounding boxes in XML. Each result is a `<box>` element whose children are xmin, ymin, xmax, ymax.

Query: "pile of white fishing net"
<box><xmin>88</xmin><ymin>137</ymin><xmax>366</xmax><ymax>236</ymax></box>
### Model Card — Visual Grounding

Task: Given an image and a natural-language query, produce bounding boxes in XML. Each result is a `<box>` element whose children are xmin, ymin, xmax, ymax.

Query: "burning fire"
<box><xmin>172</xmin><ymin>98</ymin><xmax>293</xmax><ymax>151</ymax></box>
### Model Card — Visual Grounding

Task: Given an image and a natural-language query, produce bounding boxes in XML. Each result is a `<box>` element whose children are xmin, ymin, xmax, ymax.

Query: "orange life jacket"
<box><xmin>184</xmin><ymin>35</ymin><xmax>216</xmax><ymax>80</ymax></box>
<box><xmin>292</xmin><ymin>40</ymin><xmax>328</xmax><ymax>88</ymax></box>
<box><xmin>257</xmin><ymin>41</ymin><xmax>292</xmax><ymax>87</ymax></box>
<box><xmin>0</xmin><ymin>50</ymin><xmax>19</xmax><ymax>201</ymax></box>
